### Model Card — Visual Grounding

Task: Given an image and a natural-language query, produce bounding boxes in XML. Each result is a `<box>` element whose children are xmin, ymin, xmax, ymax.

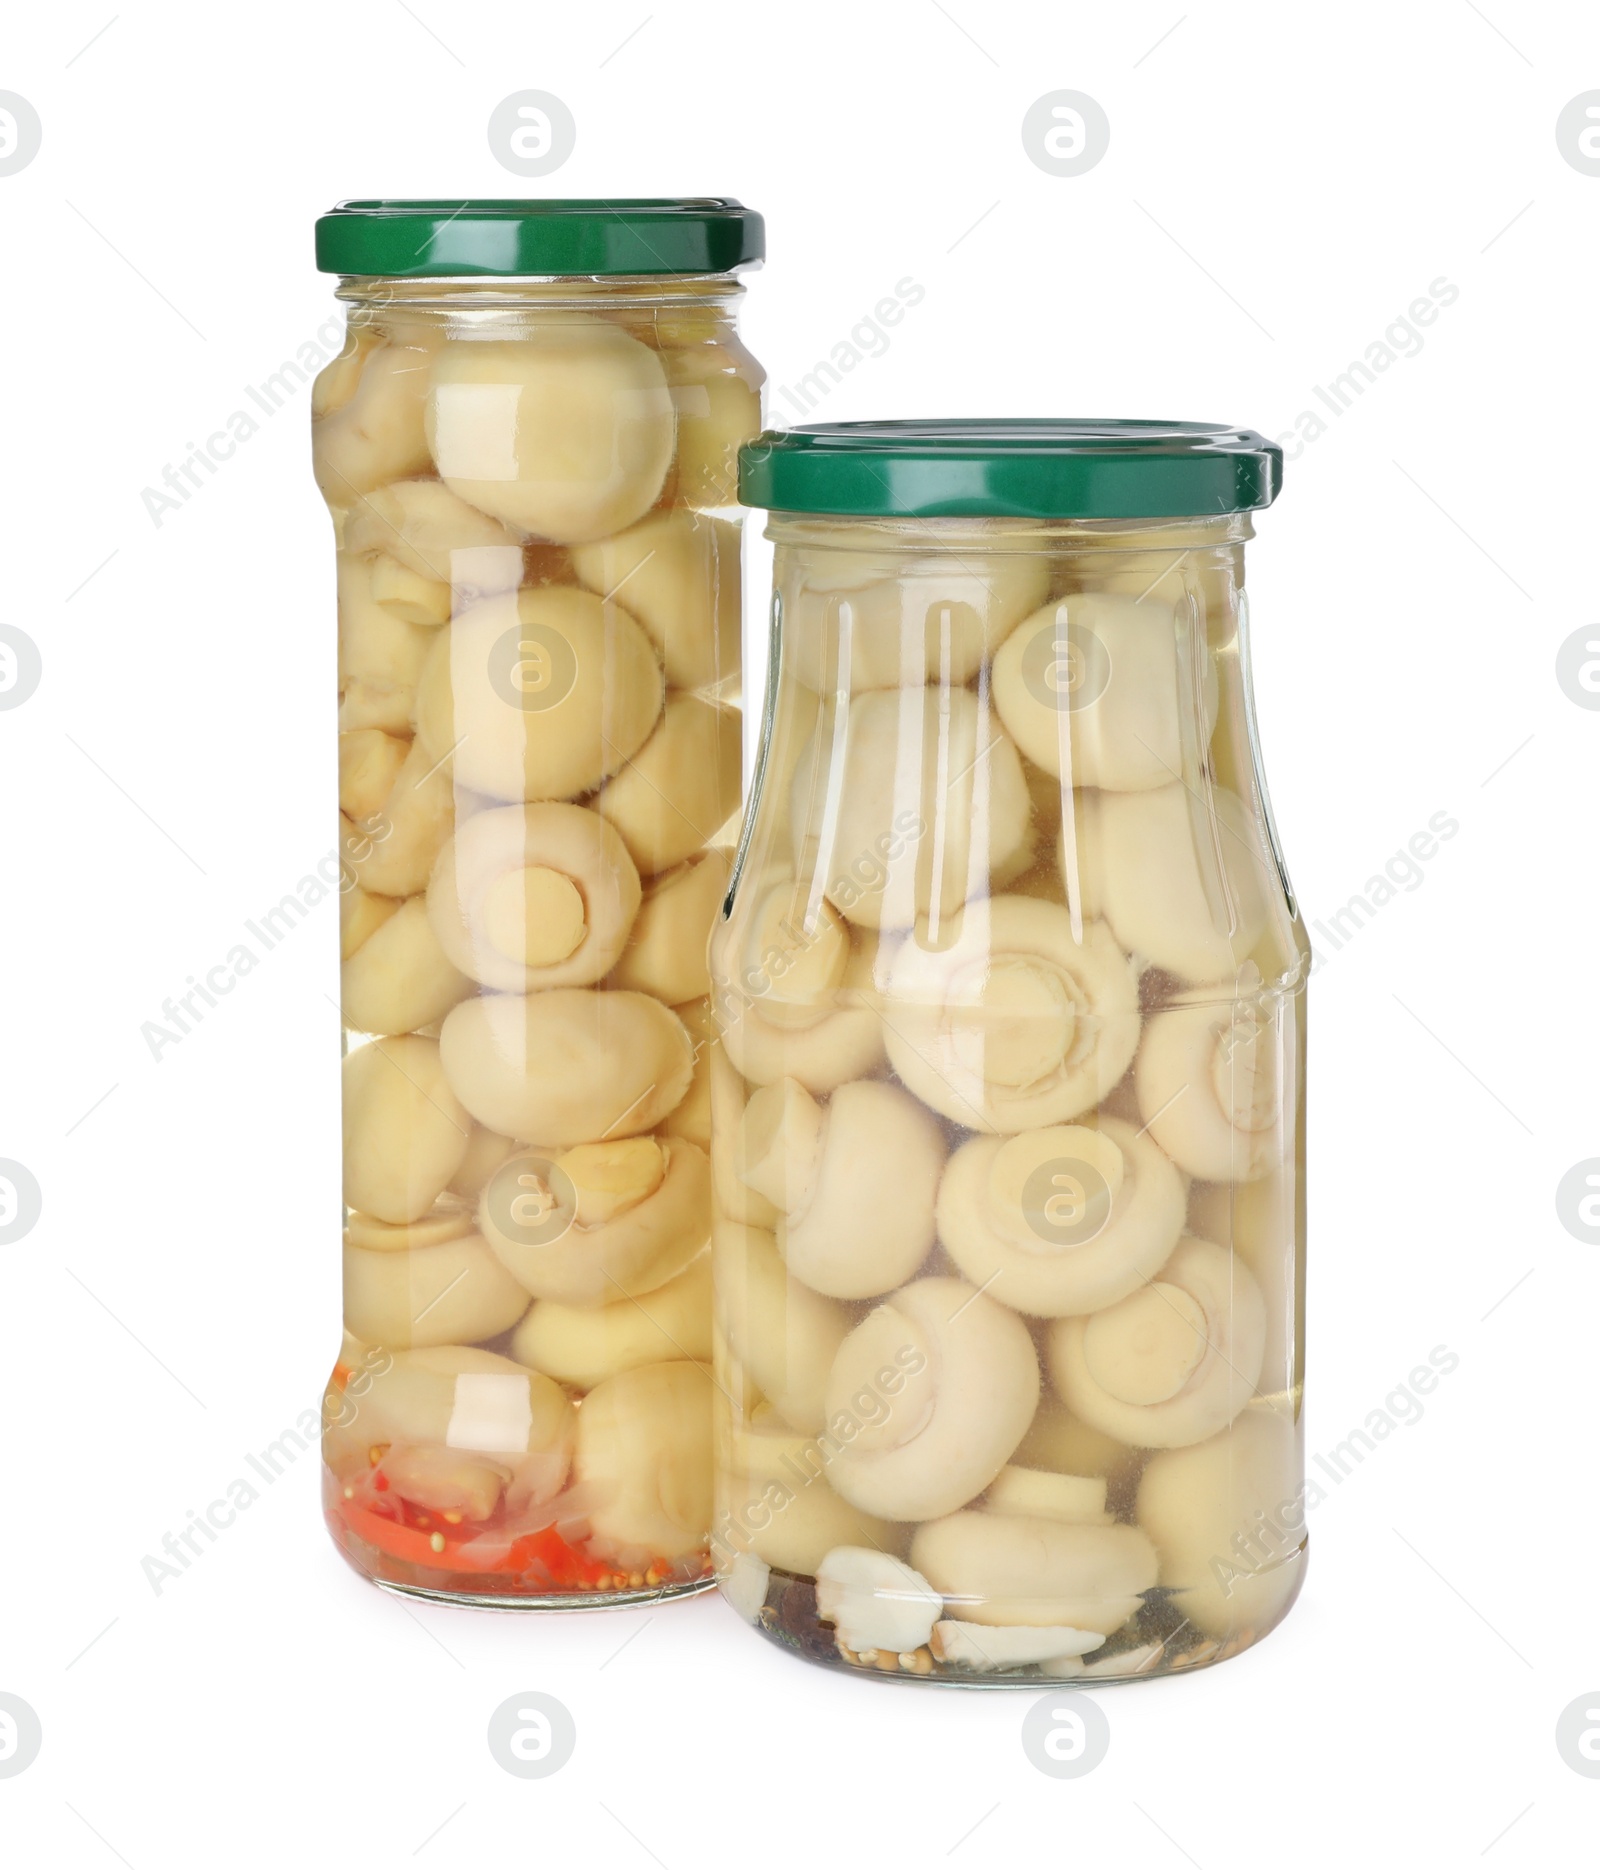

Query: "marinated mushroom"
<box><xmin>337</xmin><ymin>552</ymin><xmax>431</xmax><ymax>733</ymax></box>
<box><xmin>439</xmin><ymin>988</ymin><xmax>694</xmax><ymax>1146</ymax></box>
<box><xmin>736</xmin><ymin>1077</ymin><xmax>944</xmax><ymax>1299</ymax></box>
<box><xmin>341</xmin><ymin>894</ymin><xmax>474</xmax><ymax>1035</ymax></box>
<box><xmin>929</xmin><ymin>1620</ymin><xmax>1106</xmax><ymax>1671</ymax></box>
<box><xmin>1048</xmin><ymin>1234</ymin><xmax>1266</xmax><ymax>1448</ymax></box>
<box><xmin>427</xmin><ymin>801</ymin><xmax>642</xmax><ymax>993</ymax></box>
<box><xmin>883</xmin><ymin>895</ymin><xmax>1141</xmax><ymax>1133</ymax></box>
<box><xmin>991</xmin><ymin>590</ymin><xmax>1217</xmax><ymax>791</ymax></box>
<box><xmin>338</xmin><ymin>738</ymin><xmax>455</xmax><ymax>899</ymax></box>
<box><xmin>342</xmin><ymin>1229</ymin><xmax>529</xmax><ymax>1349</ymax></box>
<box><xmin>717</xmin><ymin>933</ymin><xmax>888</xmax><ymax>1094</ymax></box>
<box><xmin>721</xmin><ymin>1417</ymin><xmax>894</xmax><ymax>1575</ymax></box>
<box><xmin>573</xmin><ymin>1360</ymin><xmax>713</xmax><ymax>1560</ymax></box>
<box><xmin>1136</xmin><ymin>994</ymin><xmax>1286</xmax><ymax>1182</ymax></box>
<box><xmin>787</xmin><ymin>684</ymin><xmax>1031</xmax><ymax>930</ymax></box>
<box><xmin>935</xmin><ymin>1114</ymin><xmax>1185</xmax><ymax>1317</ymax></box>
<box><xmin>775</xmin><ymin>542</ymin><xmax>1049</xmax><ymax>691</ymax></box>
<box><xmin>1136</xmin><ymin>1407</ymin><xmax>1304</xmax><ymax>1638</ymax></box>
<box><xmin>478</xmin><ymin>1136</ymin><xmax>709</xmax><ymax>1305</ymax></box>
<box><xmin>570</xmin><ymin>511</ymin><xmax>740</xmax><ymax>690</ymax></box>
<box><xmin>814</xmin><ymin>1546</ymin><xmax>943</xmax><ymax>1656</ymax></box>
<box><xmin>414</xmin><ymin>585</ymin><xmax>664</xmax><ymax>805</ymax></box>
<box><xmin>1065</xmin><ymin>783</ymin><xmax>1272</xmax><ymax>983</ymax></box>
<box><xmin>312</xmin><ymin>336</ymin><xmax>434</xmax><ymax>504</ymax></box>
<box><xmin>911</xmin><ymin>1509</ymin><xmax>1158</xmax><ymax>1634</ymax></box>
<box><xmin>597</xmin><ymin>693</ymin><xmax>741</xmax><ymax>875</ymax></box>
<box><xmin>342</xmin><ymin>1035</ymin><xmax>470</xmax><ymax>1224</ymax></box>
<box><xmin>713</xmin><ymin>1222</ymin><xmax>851</xmax><ymax>1435</ymax></box>
<box><xmin>660</xmin><ymin>337</ymin><xmax>763</xmax><ymax>509</ymax></box>
<box><xmin>510</xmin><ymin>1252</ymin><xmax>712</xmax><ymax>1389</ymax></box>
<box><xmin>343</xmin><ymin>477</ymin><xmax>523</xmax><ymax>585</ymax></box>
<box><xmin>426</xmin><ymin>322</ymin><xmax>676</xmax><ymax>542</ymax></box>
<box><xmin>824</xmin><ymin>1277</ymin><xmax>1039</xmax><ymax>1522</ymax></box>
<box><xmin>660</xmin><ymin>997</ymin><xmax>713</xmax><ymax>1150</ymax></box>
<box><xmin>608</xmin><ymin>849</ymin><xmax>730</xmax><ymax>1004</ymax></box>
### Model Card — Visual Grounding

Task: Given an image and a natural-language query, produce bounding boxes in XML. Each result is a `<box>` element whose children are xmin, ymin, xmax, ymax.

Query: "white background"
<box><xmin>1</xmin><ymin>1</ymin><xmax>1597</xmax><ymax>1863</ymax></box>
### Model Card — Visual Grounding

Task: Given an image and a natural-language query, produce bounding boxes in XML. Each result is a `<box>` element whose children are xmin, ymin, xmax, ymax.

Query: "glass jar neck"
<box><xmin>335</xmin><ymin>272</ymin><xmax>746</xmax><ymax>317</ymax></box>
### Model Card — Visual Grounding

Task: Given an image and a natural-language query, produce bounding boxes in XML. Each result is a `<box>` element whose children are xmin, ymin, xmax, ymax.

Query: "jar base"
<box><xmin>373</xmin><ymin>1573</ymin><xmax>719</xmax><ymax>1613</ymax></box>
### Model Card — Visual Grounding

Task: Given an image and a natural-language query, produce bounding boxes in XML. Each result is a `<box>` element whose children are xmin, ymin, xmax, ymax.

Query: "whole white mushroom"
<box><xmin>573</xmin><ymin>1360</ymin><xmax>714</xmax><ymax>1560</ymax></box>
<box><xmin>1136</xmin><ymin>993</ymin><xmax>1288</xmax><ymax>1182</ymax></box>
<box><xmin>341</xmin><ymin>894</ymin><xmax>474</xmax><ymax>1036</ymax></box>
<box><xmin>342</xmin><ymin>1228</ymin><xmax>529</xmax><ymax>1349</ymax></box>
<box><xmin>570</xmin><ymin>510</ymin><xmax>740</xmax><ymax>691</ymax></box>
<box><xmin>342</xmin><ymin>1035</ymin><xmax>470</xmax><ymax>1224</ymax></box>
<box><xmin>911</xmin><ymin>1509</ymin><xmax>1157</xmax><ymax>1634</ymax></box>
<box><xmin>510</xmin><ymin>1252</ymin><xmax>711</xmax><ymax>1390</ymax></box>
<box><xmin>713</xmin><ymin>1222</ymin><xmax>851</xmax><ymax>1435</ymax></box>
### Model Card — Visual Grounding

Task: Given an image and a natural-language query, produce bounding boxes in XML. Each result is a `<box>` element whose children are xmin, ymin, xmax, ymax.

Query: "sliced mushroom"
<box><xmin>814</xmin><ymin>1546</ymin><xmax>943</xmax><ymax>1656</ymax></box>
<box><xmin>720</xmin><ymin>1416</ymin><xmax>894</xmax><ymax>1575</ymax></box>
<box><xmin>427</xmin><ymin>801</ymin><xmax>641</xmax><ymax>993</ymax></box>
<box><xmin>787</xmin><ymin>685</ymin><xmax>1032</xmax><ymax>932</ymax></box>
<box><xmin>510</xmin><ymin>1251</ymin><xmax>711</xmax><ymax>1389</ymax></box>
<box><xmin>439</xmin><ymin>988</ymin><xmax>693</xmax><ymax>1146</ymax></box>
<box><xmin>935</xmin><ymin>1114</ymin><xmax>1184</xmax><ymax>1316</ymax></box>
<box><xmin>713</xmin><ymin>1222</ymin><xmax>851</xmax><ymax>1434</ymax></box>
<box><xmin>883</xmin><ymin>896</ymin><xmax>1141</xmax><ymax>1133</ymax></box>
<box><xmin>427</xmin><ymin>322</ymin><xmax>676</xmax><ymax>542</ymax></box>
<box><xmin>573</xmin><ymin>1360</ymin><xmax>713</xmax><ymax>1560</ymax></box>
<box><xmin>775</xmin><ymin>542</ymin><xmax>1048</xmax><ymax>692</ymax></box>
<box><xmin>341</xmin><ymin>894</ymin><xmax>473</xmax><ymax>1036</ymax></box>
<box><xmin>342</xmin><ymin>1035</ymin><xmax>470</xmax><ymax>1224</ymax></box>
<box><xmin>339</xmin><ymin>738</ymin><xmax>455</xmax><ymax>899</ymax></box>
<box><xmin>1047</xmin><ymin>1234</ymin><xmax>1266</xmax><ymax>1448</ymax></box>
<box><xmin>911</xmin><ymin>1509</ymin><xmax>1157</xmax><ymax>1633</ymax></box>
<box><xmin>608</xmin><ymin>849</ymin><xmax>730</xmax><ymax>1004</ymax></box>
<box><xmin>825</xmin><ymin>1277</ymin><xmax>1039</xmax><ymax>1521</ymax></box>
<box><xmin>1136</xmin><ymin>993</ymin><xmax>1287</xmax><ymax>1182</ymax></box>
<box><xmin>343</xmin><ymin>1228</ymin><xmax>529</xmax><ymax>1349</ymax></box>
<box><xmin>478</xmin><ymin>1137</ymin><xmax>709</xmax><ymax>1305</ymax></box>
<box><xmin>413</xmin><ymin>584</ymin><xmax>663</xmax><ymax>804</ymax></box>
<box><xmin>312</xmin><ymin>337</ymin><xmax>434</xmax><ymax>504</ymax></box>
<box><xmin>1065</xmin><ymin>783</ymin><xmax>1272</xmax><ymax>983</ymax></box>
<box><xmin>342</xmin><ymin>477</ymin><xmax>522</xmax><ymax>585</ymax></box>
<box><xmin>598</xmin><ymin>693</ymin><xmax>742</xmax><ymax>876</ymax></box>
<box><xmin>570</xmin><ymin>510</ymin><xmax>740</xmax><ymax>690</ymax></box>
<box><xmin>930</xmin><ymin>1621</ymin><xmax>1106</xmax><ymax>1670</ymax></box>
<box><xmin>737</xmin><ymin>1077</ymin><xmax>944</xmax><ymax>1299</ymax></box>
<box><xmin>991</xmin><ymin>591</ymin><xmax>1217</xmax><ymax>791</ymax></box>
<box><xmin>660</xmin><ymin>336</ymin><xmax>763</xmax><ymax>509</ymax></box>
<box><xmin>1136</xmin><ymin>1407</ymin><xmax>1304</xmax><ymax>1638</ymax></box>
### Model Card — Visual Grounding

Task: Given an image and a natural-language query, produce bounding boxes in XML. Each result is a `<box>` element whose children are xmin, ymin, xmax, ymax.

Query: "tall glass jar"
<box><xmin>313</xmin><ymin>200</ymin><xmax>763</xmax><ymax>1607</ymax></box>
<box><xmin>710</xmin><ymin>421</ymin><xmax>1306</xmax><ymax>1682</ymax></box>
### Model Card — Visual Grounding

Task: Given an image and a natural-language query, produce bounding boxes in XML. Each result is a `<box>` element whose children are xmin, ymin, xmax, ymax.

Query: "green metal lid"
<box><xmin>739</xmin><ymin>420</ymin><xmax>1282</xmax><ymax>519</ymax></box>
<box><xmin>315</xmin><ymin>198</ymin><xmax>764</xmax><ymax>278</ymax></box>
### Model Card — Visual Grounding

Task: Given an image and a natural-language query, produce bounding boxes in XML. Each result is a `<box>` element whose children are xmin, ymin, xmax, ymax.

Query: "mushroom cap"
<box><xmin>439</xmin><ymin>988</ymin><xmax>694</xmax><ymax>1147</ymax></box>
<box><xmin>883</xmin><ymin>896</ymin><xmax>1141</xmax><ymax>1133</ymax></box>
<box><xmin>574</xmin><ymin>1360</ymin><xmax>713</xmax><ymax>1559</ymax></box>
<box><xmin>342</xmin><ymin>1229</ymin><xmax>529</xmax><ymax>1349</ymax></box>
<box><xmin>775</xmin><ymin>543</ymin><xmax>1049</xmax><ymax>692</ymax></box>
<box><xmin>346</xmin><ymin>1345</ymin><xmax>573</xmax><ymax>1465</ymax></box>
<box><xmin>426</xmin><ymin>323</ymin><xmax>676</xmax><ymax>542</ymax></box>
<box><xmin>597</xmin><ymin>691</ymin><xmax>742</xmax><ymax>875</ymax></box>
<box><xmin>570</xmin><ymin>510</ymin><xmax>740</xmax><ymax>691</ymax></box>
<box><xmin>427</xmin><ymin>801</ymin><xmax>642</xmax><ymax>994</ymax></box>
<box><xmin>935</xmin><ymin>1114</ymin><xmax>1185</xmax><ymax>1317</ymax></box>
<box><xmin>719</xmin><ymin>1419</ymin><xmax>895</xmax><ymax>1575</ymax></box>
<box><xmin>510</xmin><ymin>1251</ymin><xmax>711</xmax><ymax>1390</ymax></box>
<box><xmin>608</xmin><ymin>849</ymin><xmax>730</xmax><ymax>1005</ymax></box>
<box><xmin>717</xmin><ymin>934</ymin><xmax>888</xmax><ymax>1094</ymax></box>
<box><xmin>414</xmin><ymin>585</ymin><xmax>664</xmax><ymax>805</ymax></box>
<box><xmin>342</xmin><ymin>1034</ymin><xmax>470</xmax><ymax>1224</ymax></box>
<box><xmin>787</xmin><ymin>684</ymin><xmax>1032</xmax><ymax>930</ymax></box>
<box><xmin>991</xmin><ymin>590</ymin><xmax>1218</xmax><ymax>791</ymax></box>
<box><xmin>478</xmin><ymin>1136</ymin><xmax>709</xmax><ymax>1305</ymax></box>
<box><xmin>341</xmin><ymin>894</ymin><xmax>474</xmax><ymax>1036</ymax></box>
<box><xmin>659</xmin><ymin>335</ymin><xmax>764</xmax><ymax>508</ymax></box>
<box><xmin>337</xmin><ymin>552</ymin><xmax>431</xmax><ymax>733</ymax></box>
<box><xmin>743</xmin><ymin>1077</ymin><xmax>945</xmax><ymax>1300</ymax></box>
<box><xmin>1136</xmin><ymin>1407</ymin><xmax>1304</xmax><ymax>1638</ymax></box>
<box><xmin>910</xmin><ymin>1509</ymin><xmax>1158</xmax><ymax>1633</ymax></box>
<box><xmin>312</xmin><ymin>339</ymin><xmax>435</xmax><ymax>504</ymax></box>
<box><xmin>1136</xmin><ymin>994</ymin><xmax>1287</xmax><ymax>1182</ymax></box>
<box><xmin>660</xmin><ymin>996</ymin><xmax>713</xmax><ymax>1150</ymax></box>
<box><xmin>713</xmin><ymin>1222</ymin><xmax>851</xmax><ymax>1435</ymax></box>
<box><xmin>825</xmin><ymin>1277</ymin><xmax>1039</xmax><ymax>1522</ymax></box>
<box><xmin>709</xmin><ymin>1049</ymin><xmax>781</xmax><ymax>1228</ymax></box>
<box><xmin>339</xmin><ymin>737</ymin><xmax>455</xmax><ymax>899</ymax></box>
<box><xmin>342</xmin><ymin>477</ymin><xmax>522</xmax><ymax>584</ymax></box>
<box><xmin>1047</xmin><ymin>1234</ymin><xmax>1266</xmax><ymax>1449</ymax></box>
<box><xmin>1188</xmin><ymin>1172</ymin><xmax>1296</xmax><ymax>1397</ymax></box>
<box><xmin>1063</xmin><ymin>783</ymin><xmax>1272</xmax><ymax>983</ymax></box>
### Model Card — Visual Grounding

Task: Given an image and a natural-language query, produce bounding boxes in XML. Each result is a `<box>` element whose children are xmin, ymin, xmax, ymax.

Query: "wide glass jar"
<box><xmin>710</xmin><ymin>421</ymin><xmax>1307</xmax><ymax>1682</ymax></box>
<box><xmin>312</xmin><ymin>199</ymin><xmax>763</xmax><ymax>1607</ymax></box>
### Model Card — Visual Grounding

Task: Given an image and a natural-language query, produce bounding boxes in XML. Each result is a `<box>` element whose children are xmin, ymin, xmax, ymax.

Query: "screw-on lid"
<box><xmin>315</xmin><ymin>198</ymin><xmax>765</xmax><ymax>278</ymax></box>
<box><xmin>739</xmin><ymin>420</ymin><xmax>1282</xmax><ymax>519</ymax></box>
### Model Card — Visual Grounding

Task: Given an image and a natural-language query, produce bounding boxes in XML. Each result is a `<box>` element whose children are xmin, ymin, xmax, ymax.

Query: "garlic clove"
<box><xmin>814</xmin><ymin>1546</ymin><xmax>943</xmax><ymax>1656</ymax></box>
<box><xmin>930</xmin><ymin>1620</ymin><xmax>1105</xmax><ymax>1669</ymax></box>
